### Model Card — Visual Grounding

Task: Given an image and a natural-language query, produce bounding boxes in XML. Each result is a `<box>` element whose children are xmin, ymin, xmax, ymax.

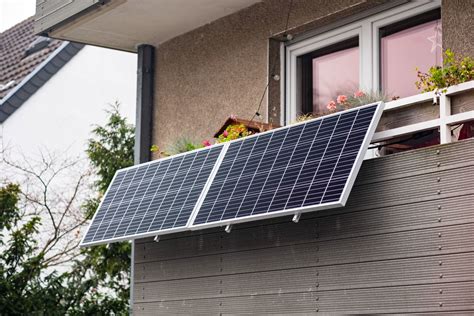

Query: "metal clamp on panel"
<box><xmin>292</xmin><ymin>213</ymin><xmax>301</xmax><ymax>223</ymax></box>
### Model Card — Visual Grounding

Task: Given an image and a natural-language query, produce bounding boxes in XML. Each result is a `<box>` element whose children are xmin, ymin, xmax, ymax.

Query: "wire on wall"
<box><xmin>249</xmin><ymin>0</ymin><xmax>294</xmax><ymax>124</ymax></box>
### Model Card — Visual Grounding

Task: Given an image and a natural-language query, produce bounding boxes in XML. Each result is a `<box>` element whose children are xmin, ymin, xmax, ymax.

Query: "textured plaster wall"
<box><xmin>442</xmin><ymin>0</ymin><xmax>474</xmax><ymax>58</ymax></box>
<box><xmin>151</xmin><ymin>0</ymin><xmax>388</xmax><ymax>152</ymax></box>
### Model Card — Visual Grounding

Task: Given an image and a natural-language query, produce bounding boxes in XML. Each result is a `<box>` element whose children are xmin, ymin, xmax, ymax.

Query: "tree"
<box><xmin>0</xmin><ymin>103</ymin><xmax>135</xmax><ymax>314</ymax></box>
<box><xmin>0</xmin><ymin>156</ymin><xmax>93</xmax><ymax>314</ymax></box>
<box><xmin>75</xmin><ymin>102</ymin><xmax>135</xmax><ymax>313</ymax></box>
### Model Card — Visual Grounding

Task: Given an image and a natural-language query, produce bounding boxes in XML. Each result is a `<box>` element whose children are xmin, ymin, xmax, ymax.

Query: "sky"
<box><xmin>0</xmin><ymin>0</ymin><xmax>36</xmax><ymax>32</ymax></box>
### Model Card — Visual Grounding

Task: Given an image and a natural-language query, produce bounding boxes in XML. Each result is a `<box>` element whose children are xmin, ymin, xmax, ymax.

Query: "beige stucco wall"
<box><xmin>151</xmin><ymin>0</ymin><xmax>473</xmax><ymax>153</ymax></box>
<box><xmin>151</xmin><ymin>0</ymin><xmax>389</xmax><ymax>153</ymax></box>
<box><xmin>442</xmin><ymin>0</ymin><xmax>474</xmax><ymax>58</ymax></box>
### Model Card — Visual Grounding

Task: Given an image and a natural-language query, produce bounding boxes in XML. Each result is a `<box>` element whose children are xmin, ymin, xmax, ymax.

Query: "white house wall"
<box><xmin>0</xmin><ymin>45</ymin><xmax>136</xmax><ymax>273</ymax></box>
<box><xmin>0</xmin><ymin>45</ymin><xmax>136</xmax><ymax>156</ymax></box>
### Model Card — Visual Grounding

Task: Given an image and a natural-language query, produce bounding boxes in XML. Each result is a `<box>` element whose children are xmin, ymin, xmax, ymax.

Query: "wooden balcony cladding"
<box><xmin>375</xmin><ymin>100</ymin><xmax>438</xmax><ymax>132</ymax></box>
<box><xmin>451</xmin><ymin>89</ymin><xmax>474</xmax><ymax>114</ymax></box>
<box><xmin>133</xmin><ymin>138</ymin><xmax>474</xmax><ymax>315</ymax></box>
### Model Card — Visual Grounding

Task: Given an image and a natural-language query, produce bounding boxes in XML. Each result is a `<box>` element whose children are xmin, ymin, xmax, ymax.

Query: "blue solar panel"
<box><xmin>191</xmin><ymin>103</ymin><xmax>382</xmax><ymax>228</ymax></box>
<box><xmin>81</xmin><ymin>146</ymin><xmax>223</xmax><ymax>246</ymax></box>
<box><xmin>81</xmin><ymin>103</ymin><xmax>382</xmax><ymax>246</ymax></box>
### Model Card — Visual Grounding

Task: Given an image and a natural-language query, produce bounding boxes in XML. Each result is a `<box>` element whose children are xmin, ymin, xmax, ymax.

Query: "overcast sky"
<box><xmin>0</xmin><ymin>0</ymin><xmax>36</xmax><ymax>32</ymax></box>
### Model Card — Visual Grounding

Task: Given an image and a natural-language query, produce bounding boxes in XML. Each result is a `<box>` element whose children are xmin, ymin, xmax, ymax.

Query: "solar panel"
<box><xmin>81</xmin><ymin>145</ymin><xmax>223</xmax><ymax>246</ymax></box>
<box><xmin>81</xmin><ymin>102</ymin><xmax>382</xmax><ymax>246</ymax></box>
<box><xmin>190</xmin><ymin>102</ymin><xmax>383</xmax><ymax>229</ymax></box>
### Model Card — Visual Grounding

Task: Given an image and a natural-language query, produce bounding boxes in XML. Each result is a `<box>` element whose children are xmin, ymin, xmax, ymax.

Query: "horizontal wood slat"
<box><xmin>135</xmin><ymin>252</ymin><xmax>474</xmax><ymax>302</ymax></box>
<box><xmin>135</xmin><ymin>222</ymin><xmax>474</xmax><ymax>282</ymax></box>
<box><xmin>134</xmin><ymin>281</ymin><xmax>474</xmax><ymax>314</ymax></box>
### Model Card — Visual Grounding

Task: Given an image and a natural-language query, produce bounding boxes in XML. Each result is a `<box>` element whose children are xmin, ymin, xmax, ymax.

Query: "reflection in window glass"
<box><xmin>312</xmin><ymin>46</ymin><xmax>359</xmax><ymax>113</ymax></box>
<box><xmin>381</xmin><ymin>19</ymin><xmax>442</xmax><ymax>99</ymax></box>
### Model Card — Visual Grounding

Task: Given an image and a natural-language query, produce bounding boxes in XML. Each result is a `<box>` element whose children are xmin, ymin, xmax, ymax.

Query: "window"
<box><xmin>286</xmin><ymin>0</ymin><xmax>442</xmax><ymax>123</ymax></box>
<box><xmin>380</xmin><ymin>10</ymin><xmax>442</xmax><ymax>98</ymax></box>
<box><xmin>300</xmin><ymin>38</ymin><xmax>359</xmax><ymax>114</ymax></box>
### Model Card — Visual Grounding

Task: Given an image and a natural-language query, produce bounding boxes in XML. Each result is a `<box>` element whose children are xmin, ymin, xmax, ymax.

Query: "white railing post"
<box><xmin>439</xmin><ymin>93</ymin><xmax>451</xmax><ymax>144</ymax></box>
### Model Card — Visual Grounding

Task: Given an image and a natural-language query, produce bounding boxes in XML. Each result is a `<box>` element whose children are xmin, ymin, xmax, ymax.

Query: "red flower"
<box><xmin>223</xmin><ymin>130</ymin><xmax>229</xmax><ymax>137</ymax></box>
<box><xmin>336</xmin><ymin>95</ymin><xmax>348</xmax><ymax>104</ymax></box>
<box><xmin>202</xmin><ymin>140</ymin><xmax>211</xmax><ymax>147</ymax></box>
<box><xmin>326</xmin><ymin>100</ymin><xmax>337</xmax><ymax>111</ymax></box>
<box><xmin>354</xmin><ymin>90</ymin><xmax>365</xmax><ymax>98</ymax></box>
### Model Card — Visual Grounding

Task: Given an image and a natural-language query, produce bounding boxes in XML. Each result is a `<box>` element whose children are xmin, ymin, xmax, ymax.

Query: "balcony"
<box><xmin>35</xmin><ymin>0</ymin><xmax>260</xmax><ymax>51</ymax></box>
<box><xmin>368</xmin><ymin>81</ymin><xmax>474</xmax><ymax>157</ymax></box>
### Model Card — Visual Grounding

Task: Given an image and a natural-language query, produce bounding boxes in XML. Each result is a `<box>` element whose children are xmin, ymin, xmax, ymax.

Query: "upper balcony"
<box><xmin>34</xmin><ymin>0</ymin><xmax>260</xmax><ymax>52</ymax></box>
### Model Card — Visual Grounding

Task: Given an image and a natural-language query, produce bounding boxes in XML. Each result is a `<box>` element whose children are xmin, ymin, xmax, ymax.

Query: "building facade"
<box><xmin>1</xmin><ymin>17</ymin><xmax>136</xmax><ymax>156</ymax></box>
<box><xmin>34</xmin><ymin>0</ymin><xmax>474</xmax><ymax>314</ymax></box>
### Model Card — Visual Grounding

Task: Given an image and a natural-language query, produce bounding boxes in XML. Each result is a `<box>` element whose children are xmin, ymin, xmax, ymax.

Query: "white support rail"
<box><xmin>372</xmin><ymin>81</ymin><xmax>474</xmax><ymax>144</ymax></box>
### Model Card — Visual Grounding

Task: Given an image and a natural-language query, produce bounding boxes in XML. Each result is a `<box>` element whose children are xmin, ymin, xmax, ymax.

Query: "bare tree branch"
<box><xmin>1</xmin><ymin>145</ymin><xmax>93</xmax><ymax>269</ymax></box>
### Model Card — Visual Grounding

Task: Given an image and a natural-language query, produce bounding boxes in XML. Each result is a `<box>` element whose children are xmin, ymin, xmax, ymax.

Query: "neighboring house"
<box><xmin>34</xmin><ymin>1</ymin><xmax>474</xmax><ymax>314</ymax></box>
<box><xmin>0</xmin><ymin>16</ymin><xmax>136</xmax><ymax>273</ymax></box>
<box><xmin>0</xmin><ymin>17</ymin><xmax>136</xmax><ymax>156</ymax></box>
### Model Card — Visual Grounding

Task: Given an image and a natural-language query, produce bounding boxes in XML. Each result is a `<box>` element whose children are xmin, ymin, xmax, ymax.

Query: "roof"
<box><xmin>0</xmin><ymin>17</ymin><xmax>83</xmax><ymax>123</ymax></box>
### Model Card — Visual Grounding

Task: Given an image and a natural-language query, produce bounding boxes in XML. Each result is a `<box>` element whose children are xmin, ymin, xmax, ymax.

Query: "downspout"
<box><xmin>131</xmin><ymin>44</ymin><xmax>155</xmax><ymax>314</ymax></box>
<box><xmin>135</xmin><ymin>44</ymin><xmax>155</xmax><ymax>165</ymax></box>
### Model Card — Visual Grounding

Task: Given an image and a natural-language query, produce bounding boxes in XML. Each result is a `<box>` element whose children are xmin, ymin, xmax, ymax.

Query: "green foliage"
<box><xmin>87</xmin><ymin>102</ymin><xmax>135</xmax><ymax>194</ymax></box>
<box><xmin>150</xmin><ymin>144</ymin><xmax>160</xmax><ymax>153</ymax></box>
<box><xmin>0</xmin><ymin>183</ymin><xmax>20</xmax><ymax>231</ymax></box>
<box><xmin>0</xmin><ymin>103</ymin><xmax>134</xmax><ymax>315</ymax></box>
<box><xmin>216</xmin><ymin>124</ymin><xmax>250</xmax><ymax>143</ymax></box>
<box><xmin>416</xmin><ymin>49</ymin><xmax>474</xmax><ymax>92</ymax></box>
<box><xmin>0</xmin><ymin>184</ymin><xmax>46</xmax><ymax>315</ymax></box>
<box><xmin>79</xmin><ymin>102</ymin><xmax>135</xmax><ymax>313</ymax></box>
<box><xmin>167</xmin><ymin>138</ymin><xmax>202</xmax><ymax>155</ymax></box>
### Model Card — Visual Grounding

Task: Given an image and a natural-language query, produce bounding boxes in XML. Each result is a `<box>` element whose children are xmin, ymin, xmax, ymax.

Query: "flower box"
<box><xmin>214</xmin><ymin>117</ymin><xmax>280</xmax><ymax>139</ymax></box>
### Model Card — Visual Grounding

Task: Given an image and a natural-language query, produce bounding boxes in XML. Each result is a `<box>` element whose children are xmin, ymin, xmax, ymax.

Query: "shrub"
<box><xmin>416</xmin><ymin>49</ymin><xmax>474</xmax><ymax>92</ymax></box>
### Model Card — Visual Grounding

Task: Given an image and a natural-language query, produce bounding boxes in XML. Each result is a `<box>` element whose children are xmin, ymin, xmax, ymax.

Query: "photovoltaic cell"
<box><xmin>81</xmin><ymin>146</ymin><xmax>223</xmax><ymax>246</ymax></box>
<box><xmin>192</xmin><ymin>103</ymin><xmax>381</xmax><ymax>227</ymax></box>
<box><xmin>82</xmin><ymin>103</ymin><xmax>382</xmax><ymax>246</ymax></box>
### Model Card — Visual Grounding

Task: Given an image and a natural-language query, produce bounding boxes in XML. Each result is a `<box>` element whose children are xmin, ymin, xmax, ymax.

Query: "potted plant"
<box><xmin>416</xmin><ymin>49</ymin><xmax>474</xmax><ymax>141</ymax></box>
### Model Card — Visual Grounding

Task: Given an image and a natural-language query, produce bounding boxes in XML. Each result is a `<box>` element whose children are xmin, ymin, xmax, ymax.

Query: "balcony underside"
<box><xmin>35</xmin><ymin>0</ymin><xmax>260</xmax><ymax>52</ymax></box>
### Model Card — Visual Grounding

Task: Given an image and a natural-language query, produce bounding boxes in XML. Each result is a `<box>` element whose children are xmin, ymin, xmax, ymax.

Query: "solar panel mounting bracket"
<box><xmin>225</xmin><ymin>224</ymin><xmax>232</xmax><ymax>233</ymax></box>
<box><xmin>292</xmin><ymin>213</ymin><xmax>301</xmax><ymax>223</ymax></box>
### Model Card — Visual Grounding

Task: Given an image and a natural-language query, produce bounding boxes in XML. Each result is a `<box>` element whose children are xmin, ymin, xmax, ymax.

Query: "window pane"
<box><xmin>312</xmin><ymin>46</ymin><xmax>359</xmax><ymax>113</ymax></box>
<box><xmin>381</xmin><ymin>19</ymin><xmax>442</xmax><ymax>98</ymax></box>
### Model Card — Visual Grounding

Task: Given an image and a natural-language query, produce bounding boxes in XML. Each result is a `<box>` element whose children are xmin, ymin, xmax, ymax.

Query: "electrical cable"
<box><xmin>249</xmin><ymin>0</ymin><xmax>294</xmax><ymax>124</ymax></box>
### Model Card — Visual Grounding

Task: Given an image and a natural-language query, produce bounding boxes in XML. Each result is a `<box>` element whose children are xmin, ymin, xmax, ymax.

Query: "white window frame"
<box><xmin>284</xmin><ymin>0</ymin><xmax>441</xmax><ymax>125</ymax></box>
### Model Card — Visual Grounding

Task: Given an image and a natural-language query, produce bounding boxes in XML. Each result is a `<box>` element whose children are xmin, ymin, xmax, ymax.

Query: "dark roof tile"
<box><xmin>0</xmin><ymin>17</ymin><xmax>62</xmax><ymax>98</ymax></box>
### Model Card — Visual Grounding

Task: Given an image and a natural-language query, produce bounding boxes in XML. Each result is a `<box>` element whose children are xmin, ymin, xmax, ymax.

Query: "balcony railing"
<box><xmin>367</xmin><ymin>80</ymin><xmax>474</xmax><ymax>158</ymax></box>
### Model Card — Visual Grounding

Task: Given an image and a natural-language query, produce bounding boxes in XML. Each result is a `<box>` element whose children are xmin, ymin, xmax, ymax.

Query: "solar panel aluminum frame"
<box><xmin>188</xmin><ymin>102</ymin><xmax>384</xmax><ymax>231</ymax></box>
<box><xmin>79</xmin><ymin>144</ymin><xmax>229</xmax><ymax>247</ymax></box>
